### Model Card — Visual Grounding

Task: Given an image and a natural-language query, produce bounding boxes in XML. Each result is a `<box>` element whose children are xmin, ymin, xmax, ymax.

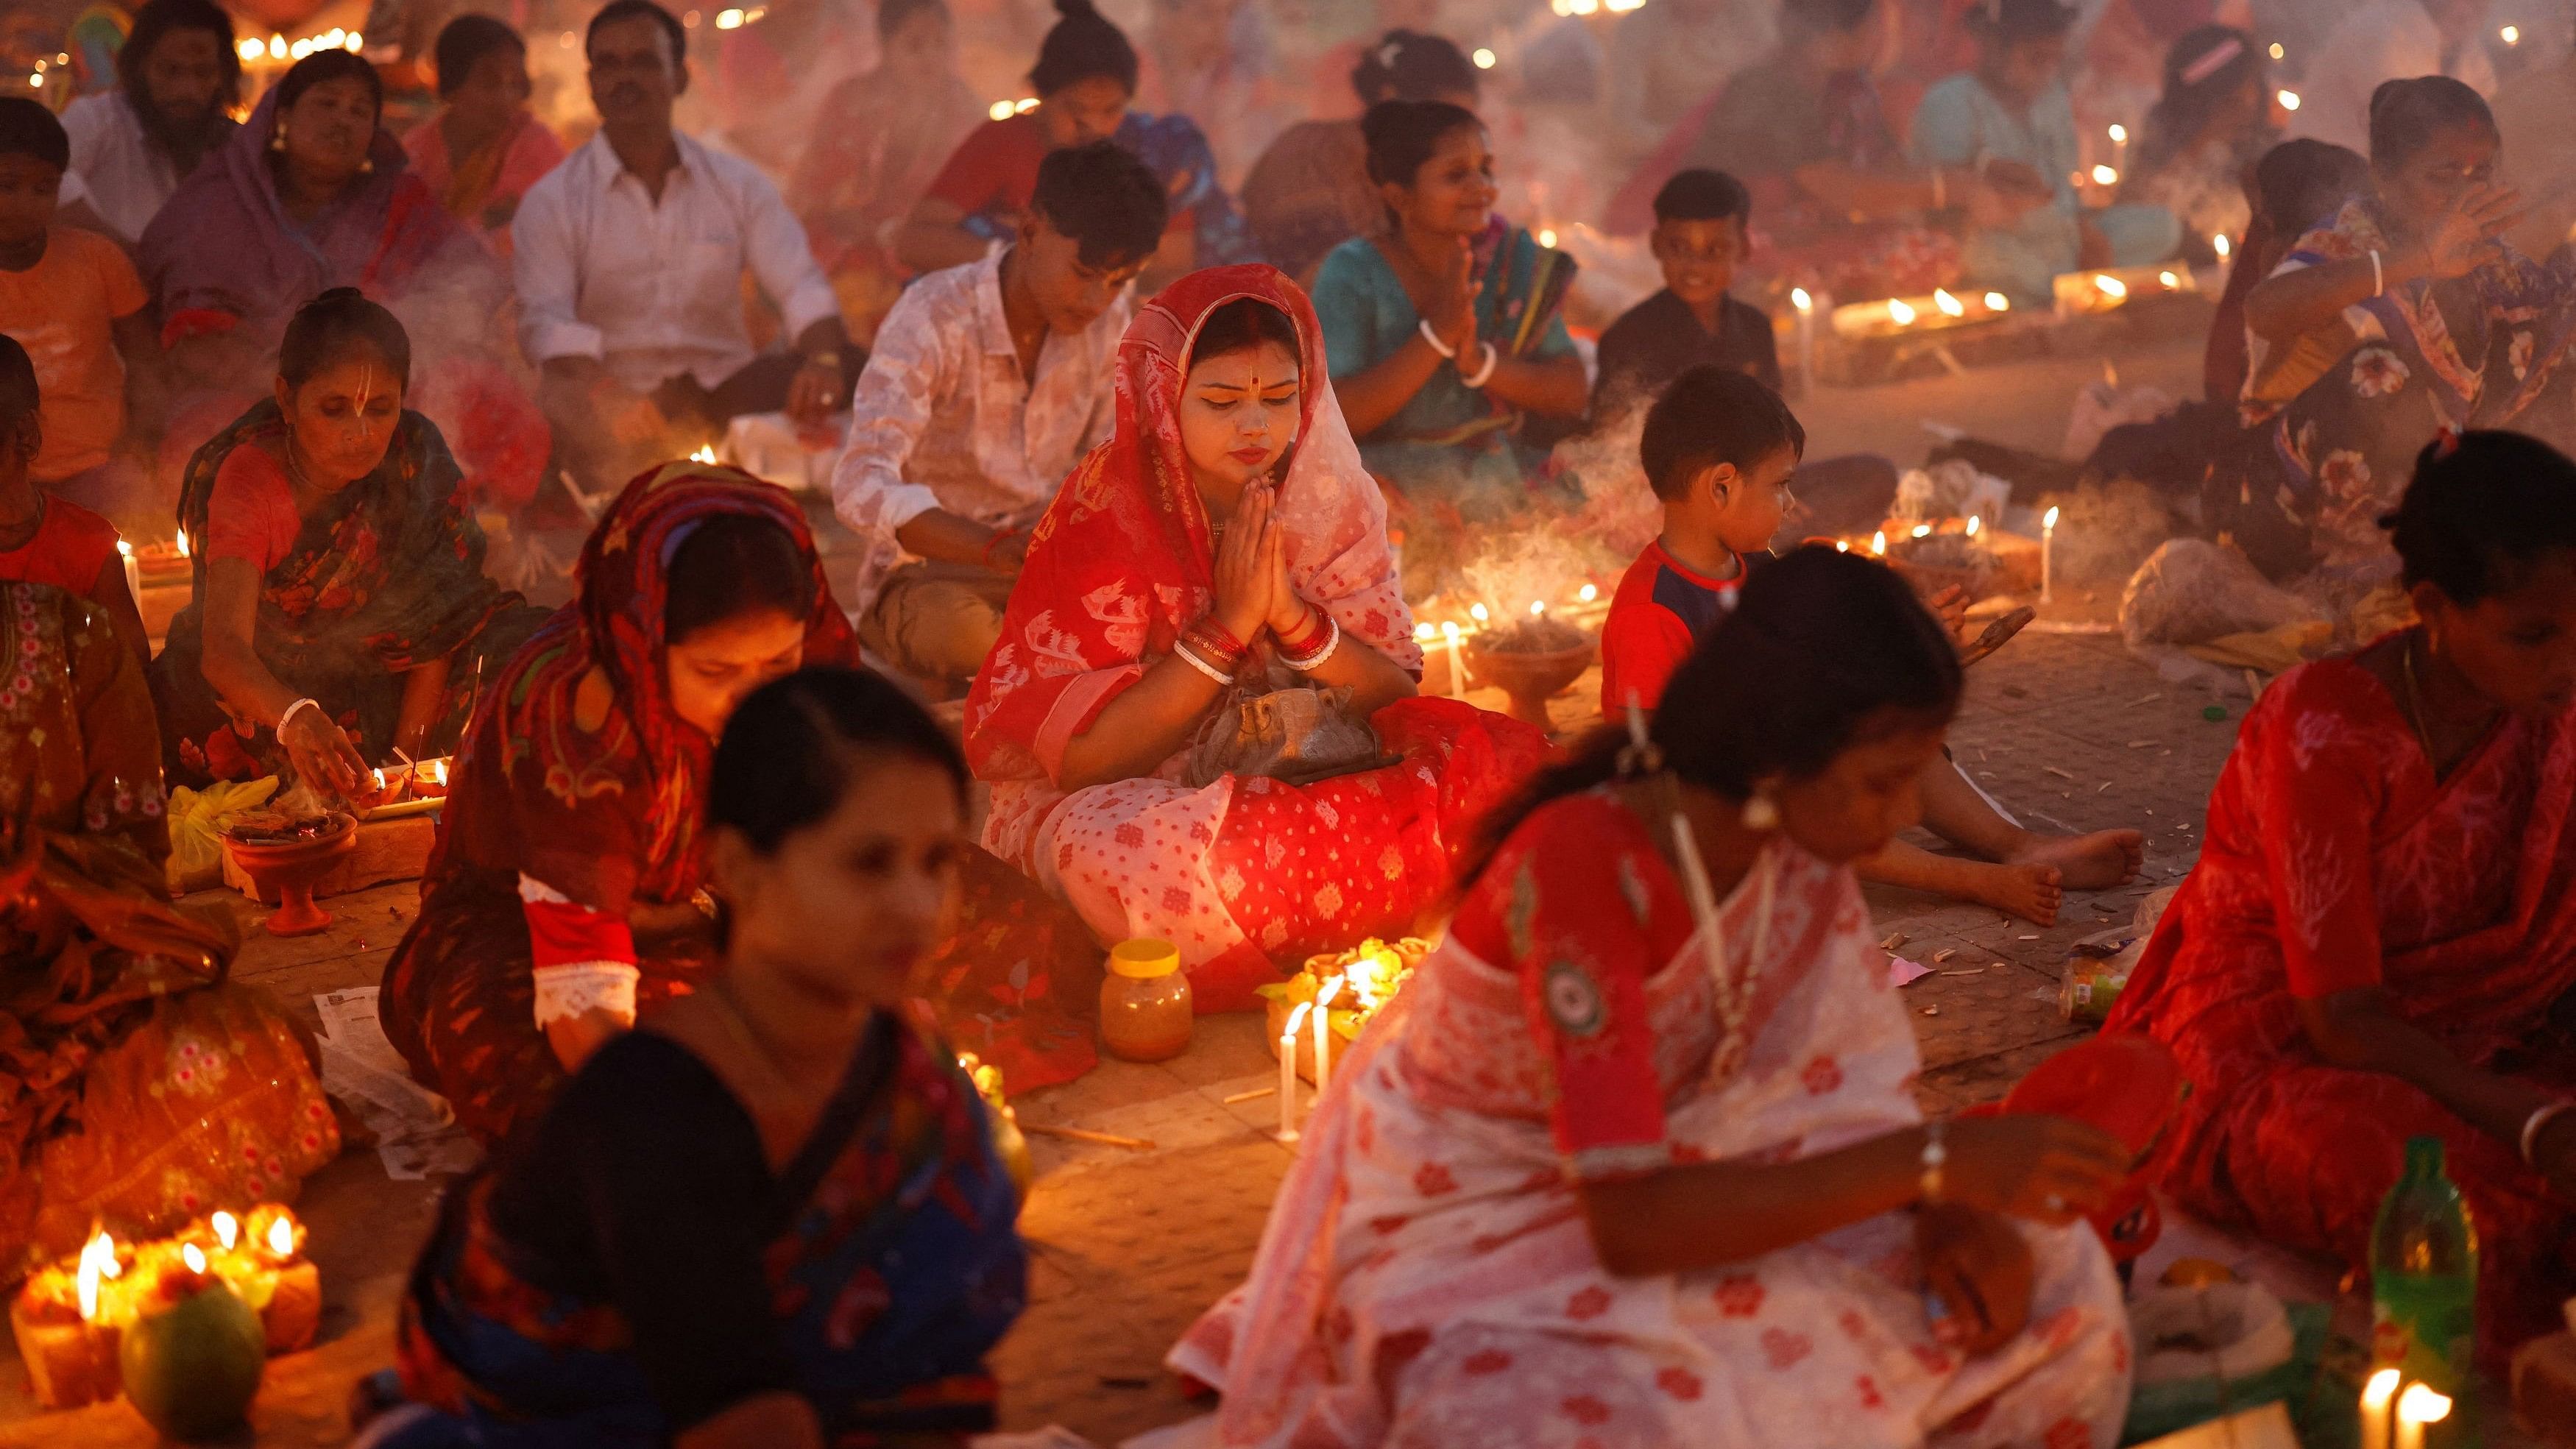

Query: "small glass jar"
<box><xmin>1100</xmin><ymin>938</ymin><xmax>1193</xmax><ymax>1062</ymax></box>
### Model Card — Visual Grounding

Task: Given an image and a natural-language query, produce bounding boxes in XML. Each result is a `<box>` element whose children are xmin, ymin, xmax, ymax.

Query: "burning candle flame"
<box><xmin>2158</xmin><ymin>270</ymin><xmax>2180</xmax><ymax>288</ymax></box>
<box><xmin>1985</xmin><ymin>291</ymin><xmax>2010</xmax><ymax>311</ymax></box>
<box><xmin>116</xmin><ymin>539</ymin><xmax>132</xmax><ymax>557</ymax></box>
<box><xmin>212</xmin><ymin>1211</ymin><xmax>238</xmax><ymax>1250</ymax></box>
<box><xmin>2090</xmin><ymin>165</ymin><xmax>2118</xmax><ymax>187</ymax></box>
<box><xmin>988</xmin><ymin>99</ymin><xmax>1013</xmax><ymax>120</ymax></box>
<box><xmin>2396</xmin><ymin>1383</ymin><xmax>2452</xmax><ymax>1424</ymax></box>
<box><xmin>1933</xmin><ymin>288</ymin><xmax>1964</xmax><ymax>317</ymax></box>
<box><xmin>1577</xmin><ymin>582</ymin><xmax>1599</xmax><ymax>603</ymax></box>
<box><xmin>2106</xmin><ymin>123</ymin><xmax>2126</xmax><ymax>144</ymax></box>
<box><xmin>1965</xmin><ymin>516</ymin><xmax>1981</xmax><ymax>536</ymax></box>
<box><xmin>174</xmin><ymin>528</ymin><xmax>191</xmax><ymax>557</ymax></box>
<box><xmin>426</xmin><ymin>758</ymin><xmax>447</xmax><ymax>784</ymax></box>
<box><xmin>1468</xmin><ymin>603</ymin><xmax>1488</xmax><ymax>623</ymax></box>
<box><xmin>1529</xmin><ymin>599</ymin><xmax>1545</xmax><ymax>616</ymax></box>
<box><xmin>2276</xmin><ymin>88</ymin><xmax>2300</xmax><ymax>111</ymax></box>
<box><xmin>183</xmin><ymin>1242</ymin><xmax>207</xmax><ymax>1273</ymax></box>
<box><xmin>1835</xmin><ymin>539</ymin><xmax>1849</xmax><ymax>551</ymax></box>
<box><xmin>2212</xmin><ymin>233</ymin><xmax>2231</xmax><ymax>259</ymax></box>
<box><xmin>2361</xmin><ymin>1368</ymin><xmax>2400</xmax><ymax>1413</ymax></box>
<box><xmin>1870</xmin><ymin>531</ymin><xmax>1886</xmax><ymax>555</ymax></box>
<box><xmin>1791</xmin><ymin>287</ymin><xmax>1813</xmax><ymax>313</ymax></box>
<box><xmin>2094</xmin><ymin>274</ymin><xmax>2128</xmax><ymax>298</ymax></box>
<box><xmin>76</xmin><ymin>1232</ymin><xmax>116</xmax><ymax>1319</ymax></box>
<box><xmin>1282</xmin><ymin>1000</ymin><xmax>1312</xmax><ymax>1037</ymax></box>
<box><xmin>689</xmin><ymin>444</ymin><xmax>718</xmax><ymax>464</ymax></box>
<box><xmin>2502</xmin><ymin>24</ymin><xmax>2519</xmax><ymax>44</ymax></box>
<box><xmin>1440</xmin><ymin>620</ymin><xmax>1461</xmax><ymax>640</ymax></box>
<box><xmin>267</xmin><ymin>1216</ymin><xmax>294</xmax><ymax>1256</ymax></box>
<box><xmin>1911</xmin><ymin>523</ymin><xmax>1933</xmax><ymax>539</ymax></box>
<box><xmin>1413</xmin><ymin>622</ymin><xmax>1436</xmax><ymax>642</ymax></box>
<box><xmin>1537</xmin><ymin>228</ymin><xmax>1557</xmax><ymax>248</ymax></box>
<box><xmin>1013</xmin><ymin>97</ymin><xmax>1038</xmax><ymax>113</ymax></box>
<box><xmin>2042</xmin><ymin>506</ymin><xmax>2062</xmax><ymax>530</ymax></box>
<box><xmin>1886</xmin><ymin>298</ymin><xmax>1917</xmax><ymax>326</ymax></box>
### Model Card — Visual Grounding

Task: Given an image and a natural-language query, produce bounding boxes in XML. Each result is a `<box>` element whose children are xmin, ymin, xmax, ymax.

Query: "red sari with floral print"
<box><xmin>962</xmin><ymin>266</ymin><xmax>1551</xmax><ymax>1011</ymax></box>
<box><xmin>2106</xmin><ymin>651</ymin><xmax>2576</xmax><ymax>1345</ymax></box>
<box><xmin>1165</xmin><ymin>791</ymin><xmax>2129</xmax><ymax>1448</ymax></box>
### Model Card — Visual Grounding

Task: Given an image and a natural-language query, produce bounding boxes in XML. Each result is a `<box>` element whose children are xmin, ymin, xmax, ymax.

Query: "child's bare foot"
<box><xmin>2007</xmin><ymin>830</ymin><xmax>2146</xmax><ymax>890</ymax></box>
<box><xmin>1964</xmin><ymin>860</ymin><xmax>2063</xmax><ymax>925</ymax></box>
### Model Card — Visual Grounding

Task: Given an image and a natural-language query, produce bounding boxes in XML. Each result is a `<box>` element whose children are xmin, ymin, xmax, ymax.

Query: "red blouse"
<box><xmin>202</xmin><ymin>444</ymin><xmax>303</xmax><ymax>575</ymax></box>
<box><xmin>0</xmin><ymin>495</ymin><xmax>119</xmax><ymax>595</ymax></box>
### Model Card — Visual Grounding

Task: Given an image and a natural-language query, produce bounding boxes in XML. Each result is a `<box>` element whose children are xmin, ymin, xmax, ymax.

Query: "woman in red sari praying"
<box><xmin>964</xmin><ymin>265</ymin><xmax>1550</xmax><ymax>1011</ymax></box>
<box><xmin>2107</xmin><ymin>430</ymin><xmax>2576</xmax><ymax>1353</ymax></box>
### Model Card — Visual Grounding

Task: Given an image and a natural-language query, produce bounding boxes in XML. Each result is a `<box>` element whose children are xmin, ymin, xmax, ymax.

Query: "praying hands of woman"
<box><xmin>1211</xmin><ymin>478</ymin><xmax>1290</xmax><ymax>648</ymax></box>
<box><xmin>1423</xmin><ymin>235</ymin><xmax>1482</xmax><ymax>361</ymax></box>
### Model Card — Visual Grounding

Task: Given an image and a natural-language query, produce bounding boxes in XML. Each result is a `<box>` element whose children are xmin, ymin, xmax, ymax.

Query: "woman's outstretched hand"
<box><xmin>278</xmin><ymin>708</ymin><xmax>369</xmax><ymax>799</ymax></box>
<box><xmin>1939</xmin><ymin>1114</ymin><xmax>2130</xmax><ymax>1225</ymax></box>
<box><xmin>1213</xmin><ymin>481</ymin><xmax>1287</xmax><ymax>647</ymax></box>
<box><xmin>2418</xmin><ymin>184</ymin><xmax>2525</xmax><ymax>280</ymax></box>
<box><xmin>1916</xmin><ymin>1202</ymin><xmax>2035</xmax><ymax>1356</ymax></box>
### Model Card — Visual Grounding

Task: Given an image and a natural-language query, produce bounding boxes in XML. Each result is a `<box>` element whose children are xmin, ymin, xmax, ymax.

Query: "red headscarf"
<box><xmin>429</xmin><ymin>463</ymin><xmax>859</xmax><ymax>914</ymax></box>
<box><xmin>965</xmin><ymin>265</ymin><xmax>1420</xmax><ymax>798</ymax></box>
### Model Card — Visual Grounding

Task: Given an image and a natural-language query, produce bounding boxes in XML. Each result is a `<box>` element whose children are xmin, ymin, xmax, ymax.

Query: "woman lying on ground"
<box><xmin>1165</xmin><ymin>546</ymin><xmax>2133</xmax><ymax>1448</ymax></box>
<box><xmin>365</xmin><ymin>668</ymin><xmax>1027</xmax><ymax>1449</ymax></box>
<box><xmin>149</xmin><ymin>289</ymin><xmax>547</xmax><ymax>793</ymax></box>
<box><xmin>384</xmin><ymin>464</ymin><xmax>1099</xmax><ymax>1145</ymax></box>
<box><xmin>0</xmin><ymin>580</ymin><xmax>336</xmax><ymax>1278</ymax></box>
<box><xmin>2108</xmin><ymin>430</ymin><xmax>2576</xmax><ymax>1354</ymax></box>
<box><xmin>965</xmin><ymin>264</ymin><xmax>1550</xmax><ymax>1012</ymax></box>
<box><xmin>2230</xmin><ymin>77</ymin><xmax>2576</xmax><ymax>579</ymax></box>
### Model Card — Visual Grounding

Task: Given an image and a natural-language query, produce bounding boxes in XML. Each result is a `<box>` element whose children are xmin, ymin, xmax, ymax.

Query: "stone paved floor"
<box><xmin>0</xmin><ymin>333</ymin><xmax>2362</xmax><ymax>1445</ymax></box>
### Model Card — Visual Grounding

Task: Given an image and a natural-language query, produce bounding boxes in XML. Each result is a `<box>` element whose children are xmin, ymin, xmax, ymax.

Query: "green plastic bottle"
<box><xmin>2370</xmin><ymin>1135</ymin><xmax>2479</xmax><ymax>1397</ymax></box>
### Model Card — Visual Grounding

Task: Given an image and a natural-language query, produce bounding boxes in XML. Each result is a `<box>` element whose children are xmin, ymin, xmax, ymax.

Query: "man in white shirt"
<box><xmin>59</xmin><ymin>0</ymin><xmax>238</xmax><ymax>246</ymax></box>
<box><xmin>512</xmin><ymin>0</ymin><xmax>854</xmax><ymax>492</ymax></box>
<box><xmin>831</xmin><ymin>141</ymin><xmax>1167</xmax><ymax>688</ymax></box>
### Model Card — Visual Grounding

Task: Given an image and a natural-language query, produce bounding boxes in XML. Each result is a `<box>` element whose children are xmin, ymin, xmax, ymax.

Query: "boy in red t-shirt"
<box><xmin>0</xmin><ymin>333</ymin><xmax>148</xmax><ymax>658</ymax></box>
<box><xmin>1603</xmin><ymin>365</ymin><xmax>2142</xmax><ymax>924</ymax></box>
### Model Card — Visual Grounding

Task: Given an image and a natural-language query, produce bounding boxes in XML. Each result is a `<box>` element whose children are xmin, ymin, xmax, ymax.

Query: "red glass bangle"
<box><xmin>1181</xmin><ymin>623</ymin><xmax>1245</xmax><ymax>669</ymax></box>
<box><xmin>1195</xmin><ymin>615</ymin><xmax>1249</xmax><ymax>660</ymax></box>
<box><xmin>1277</xmin><ymin>608</ymin><xmax>1332</xmax><ymax>659</ymax></box>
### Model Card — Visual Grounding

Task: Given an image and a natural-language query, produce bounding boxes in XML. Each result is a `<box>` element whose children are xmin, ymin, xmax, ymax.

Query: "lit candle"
<box><xmin>1887</xmin><ymin>297</ymin><xmax>1917</xmax><ymax>327</ymax></box>
<box><xmin>1791</xmin><ymin>287</ymin><xmax>1817</xmax><ymax>395</ymax></box>
<box><xmin>1529</xmin><ymin>599</ymin><xmax>1545</xmax><ymax>617</ymax></box>
<box><xmin>1278</xmin><ymin>1002</ymin><xmax>1311</xmax><ymax>1141</ymax></box>
<box><xmin>1871</xmin><ymin>530</ymin><xmax>1886</xmax><ymax>556</ymax></box>
<box><xmin>1933</xmin><ymin>288</ymin><xmax>1965</xmax><ymax>317</ymax></box>
<box><xmin>174</xmin><ymin>526</ymin><xmax>190</xmax><ymax>558</ymax></box>
<box><xmin>1985</xmin><ymin>292</ymin><xmax>2011</xmax><ymax>313</ymax></box>
<box><xmin>2393</xmin><ymin>1381</ymin><xmax>2450</xmax><ymax>1449</ymax></box>
<box><xmin>2277</xmin><ymin>88</ymin><xmax>2301</xmax><ymax>113</ymax></box>
<box><xmin>1469</xmin><ymin>602</ymin><xmax>1488</xmax><ymax>624</ymax></box>
<box><xmin>2041</xmin><ymin>505</ymin><xmax>2060</xmax><ymax>603</ymax></box>
<box><xmin>1442</xmin><ymin>621</ymin><xmax>1467</xmax><ymax>698</ymax></box>
<box><xmin>1911</xmin><ymin>523</ymin><xmax>1933</xmax><ymax>539</ymax></box>
<box><xmin>2107</xmin><ymin>121</ymin><xmax>2129</xmax><ymax>178</ymax></box>
<box><xmin>2502</xmin><ymin>23</ymin><xmax>2519</xmax><ymax>45</ymax></box>
<box><xmin>117</xmin><ymin>539</ymin><xmax>139</xmax><ymax>606</ymax></box>
<box><xmin>1577</xmin><ymin>582</ymin><xmax>1598</xmax><ymax>603</ymax></box>
<box><xmin>2359</xmin><ymin>1367</ymin><xmax>2400</xmax><ymax>1449</ymax></box>
<box><xmin>1313</xmin><ymin>976</ymin><xmax>1343</xmax><ymax>1098</ymax></box>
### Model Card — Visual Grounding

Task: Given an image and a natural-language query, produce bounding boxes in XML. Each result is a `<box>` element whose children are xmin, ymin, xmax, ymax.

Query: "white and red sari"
<box><xmin>962</xmin><ymin>266</ymin><xmax>1549</xmax><ymax>1011</ymax></box>
<box><xmin>1161</xmin><ymin>791</ymin><xmax>2132</xmax><ymax>1448</ymax></box>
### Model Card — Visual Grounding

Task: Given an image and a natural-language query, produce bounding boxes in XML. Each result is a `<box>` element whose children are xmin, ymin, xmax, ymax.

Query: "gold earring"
<box><xmin>1742</xmin><ymin>792</ymin><xmax>1780</xmax><ymax>830</ymax></box>
<box><xmin>358</xmin><ymin>157</ymin><xmax>374</xmax><ymax>174</ymax></box>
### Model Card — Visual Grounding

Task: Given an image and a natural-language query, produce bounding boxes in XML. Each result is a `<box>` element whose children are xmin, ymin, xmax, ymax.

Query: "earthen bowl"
<box><xmin>222</xmin><ymin>814</ymin><xmax>357</xmax><ymax>937</ymax></box>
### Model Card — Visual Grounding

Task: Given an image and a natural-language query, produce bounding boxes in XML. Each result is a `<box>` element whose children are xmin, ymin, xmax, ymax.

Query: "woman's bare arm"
<box><xmin>1054</xmin><ymin>651</ymin><xmax>1234</xmax><ymax>792</ymax></box>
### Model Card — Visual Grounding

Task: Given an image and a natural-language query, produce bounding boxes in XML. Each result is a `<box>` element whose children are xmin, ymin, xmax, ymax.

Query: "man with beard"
<box><xmin>512</xmin><ymin>0</ymin><xmax>854</xmax><ymax>494</ymax></box>
<box><xmin>60</xmin><ymin>0</ymin><xmax>238</xmax><ymax>247</ymax></box>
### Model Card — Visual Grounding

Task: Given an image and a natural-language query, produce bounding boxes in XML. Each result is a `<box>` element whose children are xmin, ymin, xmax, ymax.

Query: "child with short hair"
<box><xmin>1591</xmin><ymin>169</ymin><xmax>1779</xmax><ymax>419</ymax></box>
<box><xmin>0</xmin><ymin>333</ymin><xmax>149</xmax><ymax>658</ymax></box>
<box><xmin>1604</xmin><ymin>365</ymin><xmax>2145</xmax><ymax>924</ymax></box>
<box><xmin>0</xmin><ymin>97</ymin><xmax>155</xmax><ymax>532</ymax></box>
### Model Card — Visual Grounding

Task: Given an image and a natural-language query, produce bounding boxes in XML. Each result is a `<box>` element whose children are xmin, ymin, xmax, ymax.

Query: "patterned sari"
<box><xmin>2232</xmin><ymin>199</ymin><xmax>2576</xmax><ymax>576</ymax></box>
<box><xmin>1165</xmin><ymin>793</ymin><xmax>2129</xmax><ymax>1447</ymax></box>
<box><xmin>2105</xmin><ymin>654</ymin><xmax>2576</xmax><ymax>1347</ymax></box>
<box><xmin>0</xmin><ymin>582</ymin><xmax>338</xmax><ymax>1278</ymax></box>
<box><xmin>148</xmin><ymin>400</ymin><xmax>548</xmax><ymax>790</ymax></box>
<box><xmin>389</xmin><ymin>1008</ymin><xmax>1025</xmax><ymax>1444</ymax></box>
<box><xmin>964</xmin><ymin>266</ymin><xmax>1552</xmax><ymax>1013</ymax></box>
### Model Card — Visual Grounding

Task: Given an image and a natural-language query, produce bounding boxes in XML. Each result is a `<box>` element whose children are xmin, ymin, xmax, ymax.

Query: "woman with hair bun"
<box><xmin>896</xmin><ymin>0</ymin><xmax>1245</xmax><ymax>283</ymax></box>
<box><xmin>2110</xmin><ymin>431</ymin><xmax>2576</xmax><ymax>1354</ymax></box>
<box><xmin>1169</xmin><ymin>546</ymin><xmax>2132</xmax><ymax>1447</ymax></box>
<box><xmin>1241</xmin><ymin>29</ymin><xmax>1479</xmax><ymax>283</ymax></box>
<box><xmin>2119</xmin><ymin>25</ymin><xmax>2276</xmax><ymax>263</ymax></box>
<box><xmin>2232</xmin><ymin>76</ymin><xmax>2576</xmax><ymax>577</ymax></box>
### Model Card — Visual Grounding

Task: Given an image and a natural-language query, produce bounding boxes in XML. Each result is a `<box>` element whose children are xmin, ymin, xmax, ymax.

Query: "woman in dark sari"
<box><xmin>149</xmin><ymin>290</ymin><xmax>546</xmax><ymax>793</ymax></box>
<box><xmin>139</xmin><ymin>48</ymin><xmax>549</xmax><ymax>514</ymax></box>
<box><xmin>0</xmin><ymin>581</ymin><xmax>338</xmax><ymax>1278</ymax></box>
<box><xmin>384</xmin><ymin>463</ymin><xmax>1099</xmax><ymax>1147</ymax></box>
<box><xmin>366</xmin><ymin>668</ymin><xmax>1025</xmax><ymax>1448</ymax></box>
<box><xmin>2231</xmin><ymin>77</ymin><xmax>2576</xmax><ymax>581</ymax></box>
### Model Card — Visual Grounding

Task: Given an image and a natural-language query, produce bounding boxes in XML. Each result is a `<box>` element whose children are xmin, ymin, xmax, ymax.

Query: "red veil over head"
<box><xmin>965</xmin><ymin>264</ymin><xmax>1420</xmax><ymax>793</ymax></box>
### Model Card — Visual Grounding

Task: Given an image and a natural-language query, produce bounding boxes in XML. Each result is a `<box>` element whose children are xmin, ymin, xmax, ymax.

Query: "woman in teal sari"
<box><xmin>1311</xmin><ymin>100</ymin><xmax>1587</xmax><ymax>520</ymax></box>
<box><xmin>364</xmin><ymin>667</ymin><xmax>1025</xmax><ymax>1448</ymax></box>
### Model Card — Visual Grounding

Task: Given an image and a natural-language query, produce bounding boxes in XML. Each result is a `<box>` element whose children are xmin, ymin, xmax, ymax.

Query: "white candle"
<box><xmin>2106</xmin><ymin>123</ymin><xmax>2129</xmax><ymax>181</ymax></box>
<box><xmin>1278</xmin><ymin>1002</ymin><xmax>1310</xmax><ymax>1141</ymax></box>
<box><xmin>2393</xmin><ymin>1381</ymin><xmax>2450</xmax><ymax>1449</ymax></box>
<box><xmin>116</xmin><ymin>540</ymin><xmax>138</xmax><ymax>607</ymax></box>
<box><xmin>1313</xmin><ymin>977</ymin><xmax>1344</xmax><ymax>1097</ymax></box>
<box><xmin>2041</xmin><ymin>506</ymin><xmax>2060</xmax><ymax>603</ymax></box>
<box><xmin>1442</xmin><ymin>621</ymin><xmax>1467</xmax><ymax>698</ymax></box>
<box><xmin>1791</xmin><ymin>288</ymin><xmax>1817</xmax><ymax>396</ymax></box>
<box><xmin>2359</xmin><ymin>1368</ymin><xmax>2399</xmax><ymax>1449</ymax></box>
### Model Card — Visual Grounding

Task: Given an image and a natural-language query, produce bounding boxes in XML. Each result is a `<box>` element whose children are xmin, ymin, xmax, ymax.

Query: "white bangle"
<box><xmin>1281</xmin><ymin>614</ymin><xmax>1341</xmax><ymax>672</ymax></box>
<box><xmin>2522</xmin><ymin>1099</ymin><xmax>2576</xmax><ymax>1168</ymax></box>
<box><xmin>1919</xmin><ymin>1119</ymin><xmax>1948</xmax><ymax>1203</ymax></box>
<box><xmin>1416</xmin><ymin>318</ymin><xmax>1457</xmax><ymax>360</ymax></box>
<box><xmin>278</xmin><ymin>697</ymin><xmax>322</xmax><ymax>734</ymax></box>
<box><xmin>1460</xmin><ymin>342</ymin><xmax>1500</xmax><ymax>389</ymax></box>
<box><xmin>1172</xmin><ymin>640</ymin><xmax>1234</xmax><ymax>686</ymax></box>
<box><xmin>2370</xmin><ymin>248</ymin><xmax>2385</xmax><ymax>297</ymax></box>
